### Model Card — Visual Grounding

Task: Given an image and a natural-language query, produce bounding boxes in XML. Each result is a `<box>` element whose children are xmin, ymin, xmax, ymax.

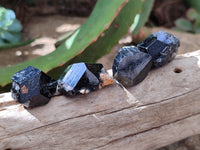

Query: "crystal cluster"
<box><xmin>112</xmin><ymin>31</ymin><xmax>180</xmax><ymax>86</ymax></box>
<box><xmin>57</xmin><ymin>62</ymin><xmax>113</xmax><ymax>96</ymax></box>
<box><xmin>137</xmin><ymin>31</ymin><xmax>180</xmax><ymax>67</ymax></box>
<box><xmin>11</xmin><ymin>63</ymin><xmax>113</xmax><ymax>108</ymax></box>
<box><xmin>11</xmin><ymin>66</ymin><xmax>57</xmax><ymax>108</ymax></box>
<box><xmin>112</xmin><ymin>46</ymin><xmax>152</xmax><ymax>87</ymax></box>
<box><xmin>10</xmin><ymin>31</ymin><xmax>180</xmax><ymax>108</ymax></box>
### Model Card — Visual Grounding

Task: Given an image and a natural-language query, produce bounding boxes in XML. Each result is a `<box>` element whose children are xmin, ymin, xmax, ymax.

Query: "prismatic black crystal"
<box><xmin>11</xmin><ymin>66</ymin><xmax>57</xmax><ymax>108</ymax></box>
<box><xmin>112</xmin><ymin>46</ymin><xmax>152</xmax><ymax>87</ymax></box>
<box><xmin>57</xmin><ymin>62</ymin><xmax>113</xmax><ymax>96</ymax></box>
<box><xmin>137</xmin><ymin>31</ymin><xmax>180</xmax><ymax>67</ymax></box>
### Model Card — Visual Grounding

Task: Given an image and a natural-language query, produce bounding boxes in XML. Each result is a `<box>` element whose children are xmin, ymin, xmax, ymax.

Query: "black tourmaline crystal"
<box><xmin>57</xmin><ymin>62</ymin><xmax>113</xmax><ymax>96</ymax></box>
<box><xmin>137</xmin><ymin>31</ymin><xmax>180</xmax><ymax>67</ymax></box>
<box><xmin>11</xmin><ymin>66</ymin><xmax>57</xmax><ymax>108</ymax></box>
<box><xmin>112</xmin><ymin>46</ymin><xmax>152</xmax><ymax>87</ymax></box>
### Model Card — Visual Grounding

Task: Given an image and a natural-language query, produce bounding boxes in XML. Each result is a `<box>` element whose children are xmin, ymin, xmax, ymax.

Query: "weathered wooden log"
<box><xmin>0</xmin><ymin>50</ymin><xmax>200</xmax><ymax>150</ymax></box>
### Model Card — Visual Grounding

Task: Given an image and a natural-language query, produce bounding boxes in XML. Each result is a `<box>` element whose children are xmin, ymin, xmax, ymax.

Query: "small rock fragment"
<box><xmin>137</xmin><ymin>31</ymin><xmax>180</xmax><ymax>67</ymax></box>
<box><xmin>112</xmin><ymin>46</ymin><xmax>152</xmax><ymax>87</ymax></box>
<box><xmin>57</xmin><ymin>62</ymin><xmax>113</xmax><ymax>96</ymax></box>
<box><xmin>11</xmin><ymin>66</ymin><xmax>57</xmax><ymax>108</ymax></box>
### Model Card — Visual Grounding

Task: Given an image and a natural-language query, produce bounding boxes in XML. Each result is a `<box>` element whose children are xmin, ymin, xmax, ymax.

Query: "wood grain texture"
<box><xmin>0</xmin><ymin>50</ymin><xmax>200</xmax><ymax>150</ymax></box>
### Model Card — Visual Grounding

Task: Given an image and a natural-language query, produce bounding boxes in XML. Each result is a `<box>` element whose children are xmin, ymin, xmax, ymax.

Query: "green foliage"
<box><xmin>0</xmin><ymin>7</ymin><xmax>23</xmax><ymax>45</ymax></box>
<box><xmin>175</xmin><ymin>18</ymin><xmax>193</xmax><ymax>31</ymax></box>
<box><xmin>131</xmin><ymin>0</ymin><xmax>154</xmax><ymax>35</ymax></box>
<box><xmin>0</xmin><ymin>38</ymin><xmax>36</xmax><ymax>51</ymax></box>
<box><xmin>0</xmin><ymin>0</ymin><xmax>128</xmax><ymax>86</ymax></box>
<box><xmin>49</xmin><ymin>0</ymin><xmax>145</xmax><ymax>79</ymax></box>
<box><xmin>0</xmin><ymin>0</ymin><xmax>153</xmax><ymax>88</ymax></box>
<box><xmin>184</xmin><ymin>0</ymin><xmax>200</xmax><ymax>13</ymax></box>
<box><xmin>50</xmin><ymin>0</ymin><xmax>143</xmax><ymax>78</ymax></box>
<box><xmin>175</xmin><ymin>8</ymin><xmax>200</xmax><ymax>33</ymax></box>
<box><xmin>70</xmin><ymin>0</ymin><xmax>143</xmax><ymax>63</ymax></box>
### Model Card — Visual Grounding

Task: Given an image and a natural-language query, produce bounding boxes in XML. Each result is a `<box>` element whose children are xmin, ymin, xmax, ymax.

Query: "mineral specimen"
<box><xmin>112</xmin><ymin>46</ymin><xmax>152</xmax><ymax>87</ymax></box>
<box><xmin>137</xmin><ymin>31</ymin><xmax>180</xmax><ymax>67</ymax></box>
<box><xmin>11</xmin><ymin>66</ymin><xmax>57</xmax><ymax>108</ymax></box>
<box><xmin>57</xmin><ymin>62</ymin><xmax>114</xmax><ymax>96</ymax></box>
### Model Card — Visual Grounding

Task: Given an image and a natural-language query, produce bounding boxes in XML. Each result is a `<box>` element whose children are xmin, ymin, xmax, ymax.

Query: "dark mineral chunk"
<box><xmin>137</xmin><ymin>31</ymin><xmax>180</xmax><ymax>67</ymax></box>
<box><xmin>57</xmin><ymin>62</ymin><xmax>113</xmax><ymax>96</ymax></box>
<box><xmin>11</xmin><ymin>66</ymin><xmax>57</xmax><ymax>108</ymax></box>
<box><xmin>112</xmin><ymin>46</ymin><xmax>152</xmax><ymax>87</ymax></box>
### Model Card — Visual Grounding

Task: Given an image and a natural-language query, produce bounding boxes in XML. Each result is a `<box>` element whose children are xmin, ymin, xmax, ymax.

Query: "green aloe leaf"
<box><xmin>131</xmin><ymin>0</ymin><xmax>154</xmax><ymax>35</ymax></box>
<box><xmin>0</xmin><ymin>0</ymin><xmax>128</xmax><ymax>86</ymax></box>
<box><xmin>48</xmin><ymin>0</ymin><xmax>143</xmax><ymax>79</ymax></box>
<box><xmin>175</xmin><ymin>18</ymin><xmax>193</xmax><ymax>32</ymax></box>
<box><xmin>0</xmin><ymin>38</ymin><xmax>36</xmax><ymax>50</ymax></box>
<box><xmin>55</xmin><ymin>30</ymin><xmax>74</xmax><ymax>47</ymax></box>
<box><xmin>72</xmin><ymin>0</ymin><xmax>142</xmax><ymax>63</ymax></box>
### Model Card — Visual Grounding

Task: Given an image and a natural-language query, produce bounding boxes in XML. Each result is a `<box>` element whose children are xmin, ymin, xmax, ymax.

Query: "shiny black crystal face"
<box><xmin>137</xmin><ymin>31</ymin><xmax>180</xmax><ymax>67</ymax></box>
<box><xmin>57</xmin><ymin>62</ymin><xmax>104</xmax><ymax>96</ymax></box>
<box><xmin>112</xmin><ymin>46</ymin><xmax>152</xmax><ymax>87</ymax></box>
<box><xmin>11</xmin><ymin>66</ymin><xmax>57</xmax><ymax>108</ymax></box>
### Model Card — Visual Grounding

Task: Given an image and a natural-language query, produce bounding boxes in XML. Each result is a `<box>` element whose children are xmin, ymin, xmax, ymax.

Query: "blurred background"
<box><xmin>0</xmin><ymin>0</ymin><xmax>195</xmax><ymax>68</ymax></box>
<box><xmin>1</xmin><ymin>0</ymin><xmax>200</xmax><ymax>68</ymax></box>
<box><xmin>0</xmin><ymin>0</ymin><xmax>200</xmax><ymax>149</ymax></box>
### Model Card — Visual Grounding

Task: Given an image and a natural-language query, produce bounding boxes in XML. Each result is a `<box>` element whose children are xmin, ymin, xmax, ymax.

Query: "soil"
<box><xmin>0</xmin><ymin>15</ymin><xmax>200</xmax><ymax>150</ymax></box>
<box><xmin>150</xmin><ymin>0</ymin><xmax>187</xmax><ymax>27</ymax></box>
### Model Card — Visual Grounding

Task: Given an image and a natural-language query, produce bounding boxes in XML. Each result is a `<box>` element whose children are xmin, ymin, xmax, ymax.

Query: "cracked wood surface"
<box><xmin>0</xmin><ymin>50</ymin><xmax>200</xmax><ymax>150</ymax></box>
